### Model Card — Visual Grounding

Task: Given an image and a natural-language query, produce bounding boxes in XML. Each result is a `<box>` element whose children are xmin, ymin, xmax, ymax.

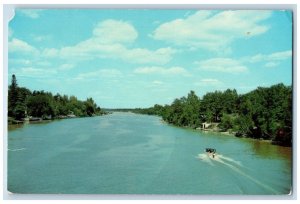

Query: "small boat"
<box><xmin>205</xmin><ymin>148</ymin><xmax>216</xmax><ymax>153</ymax></box>
<box><xmin>205</xmin><ymin>148</ymin><xmax>216</xmax><ymax>158</ymax></box>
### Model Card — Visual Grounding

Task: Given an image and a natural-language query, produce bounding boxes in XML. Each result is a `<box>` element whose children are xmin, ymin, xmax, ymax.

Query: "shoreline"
<box><xmin>159</xmin><ymin>119</ymin><xmax>285</xmax><ymax>147</ymax></box>
<box><xmin>8</xmin><ymin>113</ymin><xmax>290</xmax><ymax>147</ymax></box>
<box><xmin>200</xmin><ymin>128</ymin><xmax>285</xmax><ymax>146</ymax></box>
<box><xmin>7</xmin><ymin>113</ymin><xmax>111</xmax><ymax>131</ymax></box>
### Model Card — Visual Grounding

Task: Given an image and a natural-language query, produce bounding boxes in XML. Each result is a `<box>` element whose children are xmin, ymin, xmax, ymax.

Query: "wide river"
<box><xmin>8</xmin><ymin>112</ymin><xmax>292</xmax><ymax>195</ymax></box>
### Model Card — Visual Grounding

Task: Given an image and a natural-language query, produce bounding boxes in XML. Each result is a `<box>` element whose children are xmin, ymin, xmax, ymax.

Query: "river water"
<box><xmin>7</xmin><ymin>112</ymin><xmax>292</xmax><ymax>194</ymax></box>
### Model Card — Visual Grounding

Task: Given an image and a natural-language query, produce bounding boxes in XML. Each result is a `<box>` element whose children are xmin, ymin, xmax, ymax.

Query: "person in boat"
<box><xmin>205</xmin><ymin>148</ymin><xmax>216</xmax><ymax>158</ymax></box>
<box><xmin>205</xmin><ymin>148</ymin><xmax>216</xmax><ymax>153</ymax></box>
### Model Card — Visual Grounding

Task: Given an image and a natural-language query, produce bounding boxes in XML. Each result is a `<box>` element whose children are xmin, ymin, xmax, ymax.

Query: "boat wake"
<box><xmin>196</xmin><ymin>153</ymin><xmax>279</xmax><ymax>194</ymax></box>
<box><xmin>196</xmin><ymin>153</ymin><xmax>215</xmax><ymax>166</ymax></box>
<box><xmin>215</xmin><ymin>154</ymin><xmax>243</xmax><ymax>167</ymax></box>
<box><xmin>8</xmin><ymin>148</ymin><xmax>26</xmax><ymax>152</ymax></box>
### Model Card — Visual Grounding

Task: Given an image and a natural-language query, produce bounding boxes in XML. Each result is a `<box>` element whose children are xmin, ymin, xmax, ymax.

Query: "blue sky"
<box><xmin>8</xmin><ymin>9</ymin><xmax>292</xmax><ymax>108</ymax></box>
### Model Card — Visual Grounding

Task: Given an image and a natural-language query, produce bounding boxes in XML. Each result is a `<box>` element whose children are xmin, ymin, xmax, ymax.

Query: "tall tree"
<box><xmin>185</xmin><ymin>90</ymin><xmax>201</xmax><ymax>128</ymax></box>
<box><xmin>8</xmin><ymin>74</ymin><xmax>18</xmax><ymax>116</ymax></box>
<box><xmin>84</xmin><ymin>97</ymin><xmax>97</xmax><ymax>116</ymax></box>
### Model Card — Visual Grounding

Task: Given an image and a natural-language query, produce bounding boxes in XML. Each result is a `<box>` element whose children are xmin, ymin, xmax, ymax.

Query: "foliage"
<box><xmin>26</xmin><ymin>91</ymin><xmax>55</xmax><ymax>118</ymax></box>
<box><xmin>8</xmin><ymin>75</ymin><xmax>105</xmax><ymax>120</ymax></box>
<box><xmin>219</xmin><ymin>114</ymin><xmax>235</xmax><ymax>131</ymax></box>
<box><xmin>134</xmin><ymin>85</ymin><xmax>292</xmax><ymax>146</ymax></box>
<box><xmin>200</xmin><ymin>89</ymin><xmax>238</xmax><ymax>122</ymax></box>
<box><xmin>236</xmin><ymin>84</ymin><xmax>292</xmax><ymax>144</ymax></box>
<box><xmin>8</xmin><ymin>75</ymin><xmax>32</xmax><ymax>120</ymax></box>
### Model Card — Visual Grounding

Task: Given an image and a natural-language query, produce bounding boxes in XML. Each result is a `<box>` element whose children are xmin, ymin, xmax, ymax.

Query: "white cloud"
<box><xmin>248</xmin><ymin>54</ymin><xmax>264</xmax><ymax>63</ymax></box>
<box><xmin>152</xmin><ymin>20</ymin><xmax>161</xmax><ymax>25</ymax></box>
<box><xmin>9</xmin><ymin>59</ymin><xmax>32</xmax><ymax>66</ymax></box>
<box><xmin>200</xmin><ymin>78</ymin><xmax>220</xmax><ymax>83</ymax></box>
<box><xmin>134</xmin><ymin>66</ymin><xmax>189</xmax><ymax>75</ymax></box>
<box><xmin>59</xmin><ymin>41</ymin><xmax>123</xmax><ymax>60</ymax></box>
<box><xmin>58</xmin><ymin>64</ymin><xmax>75</xmax><ymax>70</ymax></box>
<box><xmin>146</xmin><ymin>80</ymin><xmax>167</xmax><ymax>89</ymax></box>
<box><xmin>9</xmin><ymin>58</ymin><xmax>52</xmax><ymax>68</ymax></box>
<box><xmin>32</xmin><ymin>35</ymin><xmax>52</xmax><ymax>42</ymax></box>
<box><xmin>120</xmin><ymin>47</ymin><xmax>175</xmax><ymax>64</ymax></box>
<box><xmin>268</xmin><ymin>50</ymin><xmax>292</xmax><ymax>61</ymax></box>
<box><xmin>42</xmin><ymin>48</ymin><xmax>59</xmax><ymax>57</ymax></box>
<box><xmin>21</xmin><ymin>67</ymin><xmax>55</xmax><ymax>74</ymax></box>
<box><xmin>37</xmin><ymin>61</ymin><xmax>51</xmax><ymax>66</ymax></box>
<box><xmin>152</xmin><ymin>10</ymin><xmax>272</xmax><ymax>51</ymax></box>
<box><xmin>92</xmin><ymin>20</ymin><xmax>138</xmax><ymax>44</ymax></box>
<box><xmin>53</xmin><ymin>40</ymin><xmax>175</xmax><ymax>64</ymax></box>
<box><xmin>194</xmin><ymin>78</ymin><xmax>222</xmax><ymax>86</ymax></box>
<box><xmin>74</xmin><ymin>69</ymin><xmax>122</xmax><ymax>81</ymax></box>
<box><xmin>41</xmin><ymin>20</ymin><xmax>175</xmax><ymax>64</ymax></box>
<box><xmin>18</xmin><ymin>9</ymin><xmax>43</xmax><ymax>19</ymax></box>
<box><xmin>8</xmin><ymin>38</ymin><xmax>39</xmax><ymax>54</ymax></box>
<box><xmin>246</xmin><ymin>50</ymin><xmax>292</xmax><ymax>69</ymax></box>
<box><xmin>98</xmin><ymin>69</ymin><xmax>122</xmax><ymax>77</ymax></box>
<box><xmin>264</xmin><ymin>62</ymin><xmax>279</xmax><ymax>68</ymax></box>
<box><xmin>196</xmin><ymin>58</ymin><xmax>248</xmax><ymax>73</ymax></box>
<box><xmin>152</xmin><ymin>80</ymin><xmax>164</xmax><ymax>85</ymax></box>
<box><xmin>15</xmin><ymin>67</ymin><xmax>57</xmax><ymax>78</ymax></box>
<box><xmin>194</xmin><ymin>50</ymin><xmax>292</xmax><ymax>73</ymax></box>
<box><xmin>249</xmin><ymin>50</ymin><xmax>292</xmax><ymax>63</ymax></box>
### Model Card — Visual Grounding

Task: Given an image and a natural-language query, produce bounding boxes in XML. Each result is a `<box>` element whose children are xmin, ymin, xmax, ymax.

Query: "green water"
<box><xmin>7</xmin><ymin>112</ymin><xmax>292</xmax><ymax>194</ymax></box>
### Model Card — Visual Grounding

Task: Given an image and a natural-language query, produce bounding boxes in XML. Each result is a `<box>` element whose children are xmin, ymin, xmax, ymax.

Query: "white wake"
<box><xmin>8</xmin><ymin>148</ymin><xmax>26</xmax><ymax>152</ymax></box>
<box><xmin>196</xmin><ymin>153</ymin><xmax>214</xmax><ymax>166</ymax></box>
<box><xmin>197</xmin><ymin>152</ymin><xmax>280</xmax><ymax>194</ymax></box>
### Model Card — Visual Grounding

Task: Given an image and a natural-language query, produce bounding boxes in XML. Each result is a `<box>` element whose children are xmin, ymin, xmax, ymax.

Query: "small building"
<box><xmin>202</xmin><ymin>122</ymin><xmax>211</xmax><ymax>129</ymax></box>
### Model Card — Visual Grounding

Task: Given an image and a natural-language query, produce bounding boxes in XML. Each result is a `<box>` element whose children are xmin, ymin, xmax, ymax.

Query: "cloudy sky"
<box><xmin>8</xmin><ymin>9</ymin><xmax>292</xmax><ymax>108</ymax></box>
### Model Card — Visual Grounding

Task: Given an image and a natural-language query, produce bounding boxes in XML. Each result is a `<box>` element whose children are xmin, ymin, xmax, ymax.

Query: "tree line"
<box><xmin>133</xmin><ymin>84</ymin><xmax>292</xmax><ymax>146</ymax></box>
<box><xmin>8</xmin><ymin>74</ymin><xmax>106</xmax><ymax>122</ymax></box>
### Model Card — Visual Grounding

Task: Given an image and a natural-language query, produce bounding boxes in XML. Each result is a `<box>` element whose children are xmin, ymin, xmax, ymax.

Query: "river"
<box><xmin>7</xmin><ymin>112</ymin><xmax>292</xmax><ymax>194</ymax></box>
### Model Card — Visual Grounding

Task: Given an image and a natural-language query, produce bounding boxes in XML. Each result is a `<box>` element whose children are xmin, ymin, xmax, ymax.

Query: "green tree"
<box><xmin>13</xmin><ymin>102</ymin><xmax>27</xmax><ymax>120</ymax></box>
<box><xmin>134</xmin><ymin>84</ymin><xmax>292</xmax><ymax>146</ymax></box>
<box><xmin>8</xmin><ymin>74</ymin><xmax>19</xmax><ymax>117</ymax></box>
<box><xmin>8</xmin><ymin>75</ymin><xmax>31</xmax><ymax>119</ymax></box>
<box><xmin>26</xmin><ymin>93</ymin><xmax>55</xmax><ymax>118</ymax></box>
<box><xmin>236</xmin><ymin>84</ymin><xmax>292</xmax><ymax>142</ymax></box>
<box><xmin>201</xmin><ymin>91</ymin><xmax>223</xmax><ymax>122</ymax></box>
<box><xmin>219</xmin><ymin>114</ymin><xmax>235</xmax><ymax>131</ymax></box>
<box><xmin>222</xmin><ymin>89</ymin><xmax>238</xmax><ymax>114</ymax></box>
<box><xmin>184</xmin><ymin>90</ymin><xmax>201</xmax><ymax>128</ymax></box>
<box><xmin>233</xmin><ymin>115</ymin><xmax>254</xmax><ymax>136</ymax></box>
<box><xmin>84</xmin><ymin>97</ymin><xmax>97</xmax><ymax>116</ymax></box>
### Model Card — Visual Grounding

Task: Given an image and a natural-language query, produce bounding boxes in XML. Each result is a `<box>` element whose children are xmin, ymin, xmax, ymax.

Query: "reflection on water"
<box><xmin>243</xmin><ymin>138</ymin><xmax>292</xmax><ymax>161</ymax></box>
<box><xmin>8</xmin><ymin>120</ymin><xmax>56</xmax><ymax>131</ymax></box>
<box><xmin>8</xmin><ymin>124</ymin><xmax>24</xmax><ymax>131</ymax></box>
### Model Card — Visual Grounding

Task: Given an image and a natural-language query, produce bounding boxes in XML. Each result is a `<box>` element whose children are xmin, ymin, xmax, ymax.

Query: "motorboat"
<box><xmin>205</xmin><ymin>148</ymin><xmax>216</xmax><ymax>158</ymax></box>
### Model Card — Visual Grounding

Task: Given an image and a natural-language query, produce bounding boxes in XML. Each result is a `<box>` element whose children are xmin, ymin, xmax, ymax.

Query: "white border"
<box><xmin>1</xmin><ymin>2</ymin><xmax>298</xmax><ymax>201</ymax></box>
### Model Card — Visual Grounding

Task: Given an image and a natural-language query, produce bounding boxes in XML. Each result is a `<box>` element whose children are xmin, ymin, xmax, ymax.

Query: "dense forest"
<box><xmin>133</xmin><ymin>84</ymin><xmax>292</xmax><ymax>146</ymax></box>
<box><xmin>8</xmin><ymin>74</ymin><xmax>106</xmax><ymax>123</ymax></box>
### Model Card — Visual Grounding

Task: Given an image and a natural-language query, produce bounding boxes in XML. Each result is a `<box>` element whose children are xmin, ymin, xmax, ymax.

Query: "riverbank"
<box><xmin>201</xmin><ymin>128</ymin><xmax>273</xmax><ymax>144</ymax></box>
<box><xmin>158</xmin><ymin>117</ymin><xmax>287</xmax><ymax>147</ymax></box>
<box><xmin>8</xmin><ymin>112</ymin><xmax>111</xmax><ymax>129</ymax></box>
<box><xmin>8</xmin><ymin>116</ymin><xmax>73</xmax><ymax>126</ymax></box>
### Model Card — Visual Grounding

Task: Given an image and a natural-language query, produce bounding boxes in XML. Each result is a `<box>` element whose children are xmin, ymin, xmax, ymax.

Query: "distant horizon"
<box><xmin>8</xmin><ymin>9</ymin><xmax>292</xmax><ymax>108</ymax></box>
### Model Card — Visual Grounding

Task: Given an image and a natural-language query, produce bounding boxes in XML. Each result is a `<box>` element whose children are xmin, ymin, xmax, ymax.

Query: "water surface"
<box><xmin>8</xmin><ymin>112</ymin><xmax>292</xmax><ymax>194</ymax></box>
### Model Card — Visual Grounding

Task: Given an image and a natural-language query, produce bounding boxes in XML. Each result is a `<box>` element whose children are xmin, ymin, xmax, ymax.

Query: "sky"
<box><xmin>8</xmin><ymin>9</ymin><xmax>293</xmax><ymax>108</ymax></box>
